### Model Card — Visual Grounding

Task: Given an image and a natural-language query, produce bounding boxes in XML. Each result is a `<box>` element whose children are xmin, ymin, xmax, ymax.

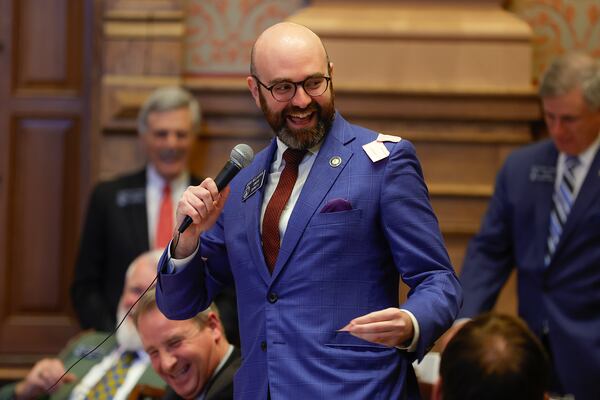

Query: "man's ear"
<box><xmin>247</xmin><ymin>76</ymin><xmax>260</xmax><ymax>108</ymax></box>
<box><xmin>207</xmin><ymin>312</ymin><xmax>223</xmax><ymax>342</ymax></box>
<box><xmin>328</xmin><ymin>62</ymin><xmax>334</xmax><ymax>77</ymax></box>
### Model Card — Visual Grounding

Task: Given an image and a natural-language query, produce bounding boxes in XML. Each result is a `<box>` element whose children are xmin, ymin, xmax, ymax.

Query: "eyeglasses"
<box><xmin>252</xmin><ymin>75</ymin><xmax>331</xmax><ymax>102</ymax></box>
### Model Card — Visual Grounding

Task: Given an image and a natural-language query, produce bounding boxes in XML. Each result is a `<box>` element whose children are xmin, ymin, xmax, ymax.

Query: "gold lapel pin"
<box><xmin>329</xmin><ymin>156</ymin><xmax>342</xmax><ymax>168</ymax></box>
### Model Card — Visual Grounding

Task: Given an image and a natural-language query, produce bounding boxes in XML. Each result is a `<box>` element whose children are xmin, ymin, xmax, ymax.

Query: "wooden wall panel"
<box><xmin>7</xmin><ymin>118</ymin><xmax>79</xmax><ymax>312</ymax></box>
<box><xmin>1</xmin><ymin>116</ymin><xmax>81</xmax><ymax>356</ymax></box>
<box><xmin>12</xmin><ymin>0</ymin><xmax>83</xmax><ymax>93</ymax></box>
<box><xmin>0</xmin><ymin>0</ymin><xmax>94</xmax><ymax>367</ymax></box>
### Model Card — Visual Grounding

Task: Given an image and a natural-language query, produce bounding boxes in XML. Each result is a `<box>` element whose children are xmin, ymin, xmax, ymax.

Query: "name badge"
<box><xmin>116</xmin><ymin>188</ymin><xmax>145</xmax><ymax>207</ymax></box>
<box><xmin>529</xmin><ymin>165</ymin><xmax>556</xmax><ymax>183</ymax></box>
<box><xmin>242</xmin><ymin>170</ymin><xmax>265</xmax><ymax>202</ymax></box>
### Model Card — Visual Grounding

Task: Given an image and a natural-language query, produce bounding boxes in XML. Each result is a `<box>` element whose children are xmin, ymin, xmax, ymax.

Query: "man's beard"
<box><xmin>259</xmin><ymin>89</ymin><xmax>335</xmax><ymax>150</ymax></box>
<box><xmin>115</xmin><ymin>308</ymin><xmax>143</xmax><ymax>351</ymax></box>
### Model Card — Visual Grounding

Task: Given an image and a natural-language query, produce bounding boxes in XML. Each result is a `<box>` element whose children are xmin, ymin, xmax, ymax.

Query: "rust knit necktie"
<box><xmin>155</xmin><ymin>183</ymin><xmax>173</xmax><ymax>248</ymax></box>
<box><xmin>262</xmin><ymin>148</ymin><xmax>306</xmax><ymax>272</ymax></box>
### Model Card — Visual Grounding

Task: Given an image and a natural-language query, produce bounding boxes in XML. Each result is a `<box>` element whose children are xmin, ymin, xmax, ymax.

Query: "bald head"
<box><xmin>247</xmin><ymin>22</ymin><xmax>335</xmax><ymax>150</ymax></box>
<box><xmin>250</xmin><ymin>22</ymin><xmax>330</xmax><ymax>78</ymax></box>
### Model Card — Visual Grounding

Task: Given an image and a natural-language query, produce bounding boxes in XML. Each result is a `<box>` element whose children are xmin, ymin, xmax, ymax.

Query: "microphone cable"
<box><xmin>46</xmin><ymin>242</ymin><xmax>180</xmax><ymax>393</ymax></box>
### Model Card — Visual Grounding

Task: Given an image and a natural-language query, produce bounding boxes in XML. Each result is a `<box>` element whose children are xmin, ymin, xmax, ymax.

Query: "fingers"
<box><xmin>19</xmin><ymin>359</ymin><xmax>68</xmax><ymax>398</ymax></box>
<box><xmin>177</xmin><ymin>178</ymin><xmax>220</xmax><ymax>227</ymax></box>
<box><xmin>172</xmin><ymin>180</ymin><xmax>229</xmax><ymax>259</ymax></box>
<box><xmin>348</xmin><ymin>308</ymin><xmax>402</xmax><ymax>326</ymax></box>
<box><xmin>340</xmin><ymin>308</ymin><xmax>414</xmax><ymax>347</ymax></box>
<box><xmin>61</xmin><ymin>373</ymin><xmax>77</xmax><ymax>384</ymax></box>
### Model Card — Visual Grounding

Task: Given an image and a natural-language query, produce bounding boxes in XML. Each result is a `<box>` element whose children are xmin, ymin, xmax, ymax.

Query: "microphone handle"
<box><xmin>178</xmin><ymin>160</ymin><xmax>241</xmax><ymax>234</ymax></box>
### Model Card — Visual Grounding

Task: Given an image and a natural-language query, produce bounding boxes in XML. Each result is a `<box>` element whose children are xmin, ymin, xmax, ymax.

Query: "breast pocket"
<box><xmin>308</xmin><ymin>208</ymin><xmax>362</xmax><ymax>226</ymax></box>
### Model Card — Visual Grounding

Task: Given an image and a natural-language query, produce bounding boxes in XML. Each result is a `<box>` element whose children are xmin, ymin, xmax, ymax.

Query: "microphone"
<box><xmin>178</xmin><ymin>144</ymin><xmax>254</xmax><ymax>233</ymax></box>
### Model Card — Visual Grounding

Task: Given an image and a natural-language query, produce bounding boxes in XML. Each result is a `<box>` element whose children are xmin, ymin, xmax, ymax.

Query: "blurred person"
<box><xmin>455</xmin><ymin>52</ymin><xmax>600</xmax><ymax>399</ymax></box>
<box><xmin>156</xmin><ymin>22</ymin><xmax>462</xmax><ymax>399</ymax></box>
<box><xmin>432</xmin><ymin>313</ymin><xmax>550</xmax><ymax>400</ymax></box>
<box><xmin>133</xmin><ymin>289</ymin><xmax>240</xmax><ymax>400</ymax></box>
<box><xmin>70</xmin><ymin>86</ymin><xmax>238</xmax><ymax>346</ymax></box>
<box><xmin>0</xmin><ymin>251</ymin><xmax>165</xmax><ymax>400</ymax></box>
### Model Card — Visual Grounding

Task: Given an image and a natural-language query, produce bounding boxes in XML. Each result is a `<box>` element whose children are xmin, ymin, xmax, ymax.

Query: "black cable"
<box><xmin>46</xmin><ymin>233</ymin><xmax>180</xmax><ymax>393</ymax></box>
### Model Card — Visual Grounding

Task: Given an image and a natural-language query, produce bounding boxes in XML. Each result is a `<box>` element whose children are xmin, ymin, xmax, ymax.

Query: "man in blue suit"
<box><xmin>156</xmin><ymin>22</ymin><xmax>462</xmax><ymax>399</ymax></box>
<box><xmin>457</xmin><ymin>53</ymin><xmax>600</xmax><ymax>400</ymax></box>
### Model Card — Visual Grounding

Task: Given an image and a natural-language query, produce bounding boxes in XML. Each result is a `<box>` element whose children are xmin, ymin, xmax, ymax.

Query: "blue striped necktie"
<box><xmin>544</xmin><ymin>155</ymin><xmax>580</xmax><ymax>267</ymax></box>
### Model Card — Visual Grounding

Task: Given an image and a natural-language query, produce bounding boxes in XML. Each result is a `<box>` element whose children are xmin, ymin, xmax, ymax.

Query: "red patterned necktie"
<box><xmin>155</xmin><ymin>183</ymin><xmax>173</xmax><ymax>248</ymax></box>
<box><xmin>262</xmin><ymin>148</ymin><xmax>306</xmax><ymax>272</ymax></box>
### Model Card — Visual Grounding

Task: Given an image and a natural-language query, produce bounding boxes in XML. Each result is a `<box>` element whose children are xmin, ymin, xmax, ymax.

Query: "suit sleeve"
<box><xmin>156</xmin><ymin>216</ymin><xmax>229</xmax><ymax>320</ymax></box>
<box><xmin>70</xmin><ymin>185</ymin><xmax>114</xmax><ymax>331</ymax></box>
<box><xmin>457</xmin><ymin>160</ymin><xmax>515</xmax><ymax>319</ymax></box>
<box><xmin>381</xmin><ymin>140</ymin><xmax>463</xmax><ymax>359</ymax></box>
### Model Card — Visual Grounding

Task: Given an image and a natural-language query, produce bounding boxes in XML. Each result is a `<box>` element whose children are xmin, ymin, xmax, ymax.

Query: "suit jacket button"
<box><xmin>268</xmin><ymin>292</ymin><xmax>278</xmax><ymax>303</ymax></box>
<box><xmin>261</xmin><ymin>341</ymin><xmax>267</xmax><ymax>351</ymax></box>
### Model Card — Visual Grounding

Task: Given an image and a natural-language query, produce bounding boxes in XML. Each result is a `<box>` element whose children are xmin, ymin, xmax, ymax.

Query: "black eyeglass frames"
<box><xmin>252</xmin><ymin>75</ymin><xmax>331</xmax><ymax>102</ymax></box>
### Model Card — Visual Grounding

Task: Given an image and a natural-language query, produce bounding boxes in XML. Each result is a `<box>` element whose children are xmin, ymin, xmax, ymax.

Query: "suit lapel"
<box><xmin>533</xmin><ymin>146</ymin><xmax>558</xmax><ymax>268</ymax></box>
<box><xmin>272</xmin><ymin>115</ymin><xmax>355</xmax><ymax>280</ymax></box>
<box><xmin>125</xmin><ymin>171</ymin><xmax>150</xmax><ymax>251</ymax></box>
<box><xmin>244</xmin><ymin>141</ymin><xmax>277</xmax><ymax>285</ymax></box>
<box><xmin>551</xmin><ymin>147</ymin><xmax>600</xmax><ymax>264</ymax></box>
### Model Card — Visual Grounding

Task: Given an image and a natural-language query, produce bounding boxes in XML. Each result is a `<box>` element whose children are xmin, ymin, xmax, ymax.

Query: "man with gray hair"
<box><xmin>0</xmin><ymin>250</ymin><xmax>165</xmax><ymax>400</ymax></box>
<box><xmin>456</xmin><ymin>52</ymin><xmax>600</xmax><ymax>399</ymax></box>
<box><xmin>71</xmin><ymin>86</ymin><xmax>204</xmax><ymax>332</ymax></box>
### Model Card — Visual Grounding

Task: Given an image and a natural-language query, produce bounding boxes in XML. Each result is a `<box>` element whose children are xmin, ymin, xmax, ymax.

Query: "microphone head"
<box><xmin>230</xmin><ymin>144</ymin><xmax>254</xmax><ymax>168</ymax></box>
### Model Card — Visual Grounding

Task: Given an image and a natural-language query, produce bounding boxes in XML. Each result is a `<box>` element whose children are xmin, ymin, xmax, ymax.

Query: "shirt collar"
<box><xmin>273</xmin><ymin>137</ymin><xmax>321</xmax><ymax>169</ymax></box>
<box><xmin>558</xmin><ymin>132</ymin><xmax>600</xmax><ymax>169</ymax></box>
<box><xmin>146</xmin><ymin>164</ymin><xmax>189</xmax><ymax>189</ymax></box>
<box><xmin>197</xmin><ymin>345</ymin><xmax>234</xmax><ymax>400</ymax></box>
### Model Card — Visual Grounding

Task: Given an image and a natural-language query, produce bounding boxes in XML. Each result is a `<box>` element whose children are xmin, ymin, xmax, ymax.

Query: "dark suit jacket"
<box><xmin>162</xmin><ymin>347</ymin><xmax>240</xmax><ymax>400</ymax></box>
<box><xmin>70</xmin><ymin>169</ymin><xmax>202</xmax><ymax>331</ymax></box>
<box><xmin>459</xmin><ymin>139</ymin><xmax>600</xmax><ymax>400</ymax></box>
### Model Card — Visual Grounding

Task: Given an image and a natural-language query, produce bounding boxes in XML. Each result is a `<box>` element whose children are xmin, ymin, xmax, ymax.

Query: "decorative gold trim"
<box><xmin>104</xmin><ymin>21</ymin><xmax>184</xmax><ymax>38</ymax></box>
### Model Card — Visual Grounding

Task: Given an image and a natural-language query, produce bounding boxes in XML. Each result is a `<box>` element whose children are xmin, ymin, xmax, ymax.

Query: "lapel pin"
<box><xmin>329</xmin><ymin>156</ymin><xmax>342</xmax><ymax>168</ymax></box>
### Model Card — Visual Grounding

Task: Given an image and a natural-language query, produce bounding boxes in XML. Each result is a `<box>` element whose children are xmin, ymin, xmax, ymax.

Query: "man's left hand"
<box><xmin>340</xmin><ymin>308</ymin><xmax>414</xmax><ymax>347</ymax></box>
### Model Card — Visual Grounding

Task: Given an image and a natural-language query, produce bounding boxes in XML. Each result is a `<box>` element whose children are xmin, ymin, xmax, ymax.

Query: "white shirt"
<box><xmin>69</xmin><ymin>348</ymin><xmax>150</xmax><ymax>400</ymax></box>
<box><xmin>554</xmin><ymin>133</ymin><xmax>600</xmax><ymax>199</ymax></box>
<box><xmin>146</xmin><ymin>165</ymin><xmax>189</xmax><ymax>248</ymax></box>
<box><xmin>259</xmin><ymin>138</ymin><xmax>320</xmax><ymax>239</ymax></box>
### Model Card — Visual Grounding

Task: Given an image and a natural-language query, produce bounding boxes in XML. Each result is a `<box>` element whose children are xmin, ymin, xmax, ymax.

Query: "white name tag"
<box><xmin>362</xmin><ymin>133</ymin><xmax>402</xmax><ymax>162</ymax></box>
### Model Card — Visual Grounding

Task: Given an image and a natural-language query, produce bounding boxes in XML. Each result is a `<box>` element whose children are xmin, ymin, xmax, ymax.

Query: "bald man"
<box><xmin>156</xmin><ymin>22</ymin><xmax>462</xmax><ymax>399</ymax></box>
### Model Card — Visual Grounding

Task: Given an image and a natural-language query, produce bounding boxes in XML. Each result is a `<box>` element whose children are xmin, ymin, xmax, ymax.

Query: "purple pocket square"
<box><xmin>320</xmin><ymin>198</ymin><xmax>353</xmax><ymax>213</ymax></box>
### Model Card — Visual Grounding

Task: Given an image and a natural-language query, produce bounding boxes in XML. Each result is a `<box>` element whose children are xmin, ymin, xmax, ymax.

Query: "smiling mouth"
<box><xmin>168</xmin><ymin>363</ymin><xmax>191</xmax><ymax>383</ymax></box>
<box><xmin>287</xmin><ymin>111</ymin><xmax>315</xmax><ymax>125</ymax></box>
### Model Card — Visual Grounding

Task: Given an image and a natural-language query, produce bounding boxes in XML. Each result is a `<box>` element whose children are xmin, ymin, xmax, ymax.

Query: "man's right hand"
<box><xmin>173</xmin><ymin>178</ymin><xmax>230</xmax><ymax>259</ymax></box>
<box><xmin>14</xmin><ymin>358</ymin><xmax>76</xmax><ymax>400</ymax></box>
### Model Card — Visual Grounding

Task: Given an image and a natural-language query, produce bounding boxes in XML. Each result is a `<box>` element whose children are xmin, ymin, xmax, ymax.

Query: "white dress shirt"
<box><xmin>554</xmin><ymin>133</ymin><xmax>600</xmax><ymax>199</ymax></box>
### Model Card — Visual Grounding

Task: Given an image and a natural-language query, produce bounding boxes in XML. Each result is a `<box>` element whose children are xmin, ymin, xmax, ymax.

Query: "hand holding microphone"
<box><xmin>173</xmin><ymin>144</ymin><xmax>254</xmax><ymax>257</ymax></box>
